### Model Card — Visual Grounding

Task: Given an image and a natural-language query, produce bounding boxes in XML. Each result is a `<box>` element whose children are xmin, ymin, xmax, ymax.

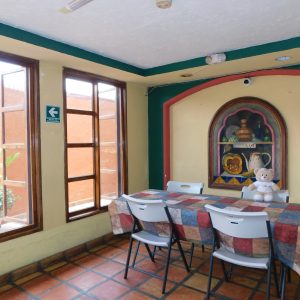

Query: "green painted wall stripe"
<box><xmin>1</xmin><ymin>22</ymin><xmax>300</xmax><ymax>77</ymax></box>
<box><xmin>0</xmin><ymin>23</ymin><xmax>144</xmax><ymax>76</ymax></box>
<box><xmin>148</xmin><ymin>66</ymin><xmax>300</xmax><ymax>189</ymax></box>
<box><xmin>144</xmin><ymin>37</ymin><xmax>300</xmax><ymax>76</ymax></box>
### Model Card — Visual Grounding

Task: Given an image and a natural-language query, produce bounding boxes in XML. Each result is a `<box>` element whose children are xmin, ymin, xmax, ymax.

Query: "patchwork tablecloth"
<box><xmin>108</xmin><ymin>189</ymin><xmax>300</xmax><ymax>275</ymax></box>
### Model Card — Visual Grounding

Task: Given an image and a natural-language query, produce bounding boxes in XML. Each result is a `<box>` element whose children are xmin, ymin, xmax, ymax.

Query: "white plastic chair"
<box><xmin>167</xmin><ymin>180</ymin><xmax>205</xmax><ymax>266</ymax></box>
<box><xmin>241</xmin><ymin>186</ymin><xmax>289</xmax><ymax>203</ymax></box>
<box><xmin>122</xmin><ymin>194</ymin><xmax>190</xmax><ymax>294</ymax></box>
<box><xmin>205</xmin><ymin>204</ymin><xmax>279</xmax><ymax>300</ymax></box>
<box><xmin>167</xmin><ymin>181</ymin><xmax>204</xmax><ymax>195</ymax></box>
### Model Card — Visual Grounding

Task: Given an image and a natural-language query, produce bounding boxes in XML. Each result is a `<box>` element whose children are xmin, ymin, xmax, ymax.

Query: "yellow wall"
<box><xmin>170</xmin><ymin>75</ymin><xmax>300</xmax><ymax>201</ymax></box>
<box><xmin>0</xmin><ymin>44</ymin><xmax>148</xmax><ymax>275</ymax></box>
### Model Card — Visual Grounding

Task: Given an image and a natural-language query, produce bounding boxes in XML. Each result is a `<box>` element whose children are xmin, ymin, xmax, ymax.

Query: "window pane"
<box><xmin>4</xmin><ymin>111</ymin><xmax>26</xmax><ymax>143</ymax></box>
<box><xmin>98</xmin><ymin>83</ymin><xmax>119</xmax><ymax>207</ymax></box>
<box><xmin>67</xmin><ymin>114</ymin><xmax>93</xmax><ymax>143</ymax></box>
<box><xmin>68</xmin><ymin>148</ymin><xmax>94</xmax><ymax>178</ymax></box>
<box><xmin>5</xmin><ymin>149</ymin><xmax>27</xmax><ymax>182</ymax></box>
<box><xmin>100</xmin><ymin>171</ymin><xmax>118</xmax><ymax>207</ymax></box>
<box><xmin>66</xmin><ymin>79</ymin><xmax>93</xmax><ymax>111</ymax></box>
<box><xmin>0</xmin><ymin>59</ymin><xmax>39</xmax><ymax>238</ymax></box>
<box><xmin>2</xmin><ymin>70</ymin><xmax>26</xmax><ymax>107</ymax></box>
<box><xmin>68</xmin><ymin>179</ymin><xmax>94</xmax><ymax>213</ymax></box>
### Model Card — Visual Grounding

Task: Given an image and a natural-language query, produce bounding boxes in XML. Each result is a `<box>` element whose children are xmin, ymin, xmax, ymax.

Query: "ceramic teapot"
<box><xmin>241</xmin><ymin>152</ymin><xmax>271</xmax><ymax>171</ymax></box>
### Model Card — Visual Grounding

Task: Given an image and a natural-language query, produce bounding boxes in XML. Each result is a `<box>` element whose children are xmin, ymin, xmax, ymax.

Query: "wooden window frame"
<box><xmin>0</xmin><ymin>51</ymin><xmax>42</xmax><ymax>242</ymax></box>
<box><xmin>63</xmin><ymin>68</ymin><xmax>127</xmax><ymax>222</ymax></box>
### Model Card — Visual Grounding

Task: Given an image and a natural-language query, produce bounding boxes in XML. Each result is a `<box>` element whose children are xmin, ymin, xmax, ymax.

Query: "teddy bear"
<box><xmin>248</xmin><ymin>168</ymin><xmax>279</xmax><ymax>202</ymax></box>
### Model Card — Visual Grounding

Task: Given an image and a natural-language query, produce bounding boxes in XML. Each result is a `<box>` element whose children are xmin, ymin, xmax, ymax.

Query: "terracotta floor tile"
<box><xmin>135</xmin><ymin>259</ymin><xmax>164</xmax><ymax>274</ymax></box>
<box><xmin>51</xmin><ymin>264</ymin><xmax>85</xmax><ymax>281</ymax></box>
<box><xmin>166</xmin><ymin>286</ymin><xmax>206</xmax><ymax>300</ymax></box>
<box><xmin>88</xmin><ymin>280</ymin><xmax>130</xmax><ymax>300</ymax></box>
<box><xmin>94</xmin><ymin>246</ymin><xmax>124</xmax><ymax>258</ymax></box>
<box><xmin>114</xmin><ymin>268</ymin><xmax>149</xmax><ymax>287</ymax></box>
<box><xmin>119</xmin><ymin>290</ymin><xmax>155</xmax><ymax>300</ymax></box>
<box><xmin>15</xmin><ymin>272</ymin><xmax>43</xmax><ymax>285</ymax></box>
<box><xmin>216</xmin><ymin>282</ymin><xmax>252</xmax><ymax>300</ymax></box>
<box><xmin>252</xmin><ymin>291</ymin><xmax>278</xmax><ymax>300</ymax></box>
<box><xmin>39</xmin><ymin>284</ymin><xmax>79</xmax><ymax>300</ymax></box>
<box><xmin>112</xmin><ymin>251</ymin><xmax>144</xmax><ymax>265</ymax></box>
<box><xmin>184</xmin><ymin>273</ymin><xmax>219</xmax><ymax>292</ymax></box>
<box><xmin>157</xmin><ymin>265</ymin><xmax>189</xmax><ymax>282</ymax></box>
<box><xmin>44</xmin><ymin>261</ymin><xmax>68</xmax><ymax>272</ymax></box>
<box><xmin>93</xmin><ymin>260</ymin><xmax>124</xmax><ymax>277</ymax></box>
<box><xmin>21</xmin><ymin>274</ymin><xmax>60</xmax><ymax>295</ymax></box>
<box><xmin>138</xmin><ymin>277</ymin><xmax>175</xmax><ymax>297</ymax></box>
<box><xmin>68</xmin><ymin>271</ymin><xmax>106</xmax><ymax>291</ymax></box>
<box><xmin>0</xmin><ymin>287</ymin><xmax>30</xmax><ymax>300</ymax></box>
<box><xmin>74</xmin><ymin>254</ymin><xmax>107</xmax><ymax>269</ymax></box>
<box><xmin>230</xmin><ymin>275</ymin><xmax>258</xmax><ymax>288</ymax></box>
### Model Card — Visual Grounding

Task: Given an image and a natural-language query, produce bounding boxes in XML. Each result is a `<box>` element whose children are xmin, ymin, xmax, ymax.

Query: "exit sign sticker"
<box><xmin>46</xmin><ymin>105</ymin><xmax>60</xmax><ymax>123</ymax></box>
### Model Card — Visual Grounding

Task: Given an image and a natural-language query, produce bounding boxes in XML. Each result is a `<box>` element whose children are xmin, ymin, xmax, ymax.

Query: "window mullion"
<box><xmin>94</xmin><ymin>82</ymin><xmax>100</xmax><ymax>209</ymax></box>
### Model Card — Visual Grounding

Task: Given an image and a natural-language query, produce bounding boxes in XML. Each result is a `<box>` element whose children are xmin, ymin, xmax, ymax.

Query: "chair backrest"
<box><xmin>167</xmin><ymin>181</ymin><xmax>204</xmax><ymax>194</ymax></box>
<box><xmin>122</xmin><ymin>194</ymin><xmax>169</xmax><ymax>223</ymax></box>
<box><xmin>205</xmin><ymin>204</ymin><xmax>269</xmax><ymax>239</ymax></box>
<box><xmin>241</xmin><ymin>186</ymin><xmax>289</xmax><ymax>203</ymax></box>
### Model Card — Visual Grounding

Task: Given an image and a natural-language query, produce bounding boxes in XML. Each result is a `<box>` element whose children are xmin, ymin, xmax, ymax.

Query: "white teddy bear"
<box><xmin>248</xmin><ymin>168</ymin><xmax>279</xmax><ymax>202</ymax></box>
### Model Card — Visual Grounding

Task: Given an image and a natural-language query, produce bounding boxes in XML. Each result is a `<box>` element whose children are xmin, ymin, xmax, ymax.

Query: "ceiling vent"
<box><xmin>156</xmin><ymin>0</ymin><xmax>172</xmax><ymax>9</ymax></box>
<box><xmin>60</xmin><ymin>0</ymin><xmax>94</xmax><ymax>13</ymax></box>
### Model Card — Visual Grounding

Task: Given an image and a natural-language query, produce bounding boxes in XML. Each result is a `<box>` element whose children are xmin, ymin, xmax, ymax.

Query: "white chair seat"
<box><xmin>213</xmin><ymin>247</ymin><xmax>268</xmax><ymax>269</ymax></box>
<box><xmin>132</xmin><ymin>231</ymin><xmax>170</xmax><ymax>247</ymax></box>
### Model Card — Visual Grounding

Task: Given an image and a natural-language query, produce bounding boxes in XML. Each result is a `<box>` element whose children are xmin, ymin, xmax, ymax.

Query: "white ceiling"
<box><xmin>1</xmin><ymin>0</ymin><xmax>300</xmax><ymax>69</ymax></box>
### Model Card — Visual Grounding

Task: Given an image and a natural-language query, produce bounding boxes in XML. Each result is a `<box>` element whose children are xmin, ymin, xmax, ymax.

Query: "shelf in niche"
<box><xmin>218</xmin><ymin>141</ymin><xmax>273</xmax><ymax>148</ymax></box>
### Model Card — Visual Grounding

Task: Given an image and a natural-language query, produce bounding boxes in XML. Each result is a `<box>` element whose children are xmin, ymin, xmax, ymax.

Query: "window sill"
<box><xmin>68</xmin><ymin>206</ymin><xmax>108</xmax><ymax>222</ymax></box>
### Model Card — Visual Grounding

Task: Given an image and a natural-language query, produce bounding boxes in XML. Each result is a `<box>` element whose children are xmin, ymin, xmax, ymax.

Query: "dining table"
<box><xmin>108</xmin><ymin>189</ymin><xmax>300</xmax><ymax>276</ymax></box>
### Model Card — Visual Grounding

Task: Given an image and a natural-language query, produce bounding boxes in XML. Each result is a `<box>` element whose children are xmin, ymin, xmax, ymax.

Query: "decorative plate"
<box><xmin>222</xmin><ymin>153</ymin><xmax>243</xmax><ymax>175</ymax></box>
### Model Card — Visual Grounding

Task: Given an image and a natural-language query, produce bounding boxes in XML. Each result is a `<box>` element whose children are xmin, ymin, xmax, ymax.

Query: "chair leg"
<box><xmin>132</xmin><ymin>241</ymin><xmax>140</xmax><ymax>267</ymax></box>
<box><xmin>206</xmin><ymin>254</ymin><xmax>215</xmax><ymax>300</ymax></box>
<box><xmin>287</xmin><ymin>267</ymin><xmax>291</xmax><ymax>283</ymax></box>
<box><xmin>280</xmin><ymin>265</ymin><xmax>287</xmax><ymax>300</ymax></box>
<box><xmin>144</xmin><ymin>243</ymin><xmax>155</xmax><ymax>262</ymax></box>
<box><xmin>272</xmin><ymin>259</ymin><xmax>280</xmax><ymax>297</ymax></box>
<box><xmin>162</xmin><ymin>242</ymin><xmax>172</xmax><ymax>294</ymax></box>
<box><xmin>124</xmin><ymin>236</ymin><xmax>134</xmax><ymax>279</ymax></box>
<box><xmin>176</xmin><ymin>240</ymin><xmax>190</xmax><ymax>272</ymax></box>
<box><xmin>201</xmin><ymin>244</ymin><xmax>205</xmax><ymax>252</ymax></box>
<box><xmin>221</xmin><ymin>261</ymin><xmax>228</xmax><ymax>281</ymax></box>
<box><xmin>266</xmin><ymin>263</ymin><xmax>272</xmax><ymax>300</ymax></box>
<box><xmin>189</xmin><ymin>243</ymin><xmax>195</xmax><ymax>268</ymax></box>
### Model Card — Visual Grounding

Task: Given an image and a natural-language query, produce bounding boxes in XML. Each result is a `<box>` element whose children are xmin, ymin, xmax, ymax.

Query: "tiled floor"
<box><xmin>0</xmin><ymin>236</ymin><xmax>299</xmax><ymax>299</ymax></box>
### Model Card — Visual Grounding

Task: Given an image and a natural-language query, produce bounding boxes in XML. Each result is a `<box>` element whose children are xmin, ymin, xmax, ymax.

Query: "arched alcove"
<box><xmin>208</xmin><ymin>97</ymin><xmax>287</xmax><ymax>190</ymax></box>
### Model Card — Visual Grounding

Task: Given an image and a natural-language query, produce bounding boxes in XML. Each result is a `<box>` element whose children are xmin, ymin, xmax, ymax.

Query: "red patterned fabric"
<box><xmin>108</xmin><ymin>189</ymin><xmax>300</xmax><ymax>275</ymax></box>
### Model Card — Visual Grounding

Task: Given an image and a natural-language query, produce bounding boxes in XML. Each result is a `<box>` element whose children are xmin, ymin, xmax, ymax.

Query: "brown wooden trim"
<box><xmin>66</xmin><ymin>109</ymin><xmax>95</xmax><ymax>116</ymax></box>
<box><xmin>67</xmin><ymin>143</ymin><xmax>95</xmax><ymax>148</ymax></box>
<box><xmin>63</xmin><ymin>67</ymin><xmax>126</xmax><ymax>88</ymax></box>
<box><xmin>0</xmin><ymin>51</ymin><xmax>42</xmax><ymax>243</ymax></box>
<box><xmin>67</xmin><ymin>175</ymin><xmax>95</xmax><ymax>182</ymax></box>
<box><xmin>63</xmin><ymin>68</ymin><xmax>127</xmax><ymax>221</ymax></box>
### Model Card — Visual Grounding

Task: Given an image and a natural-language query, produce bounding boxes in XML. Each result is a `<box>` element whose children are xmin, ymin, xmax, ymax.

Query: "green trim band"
<box><xmin>145</xmin><ymin>37</ymin><xmax>300</xmax><ymax>76</ymax></box>
<box><xmin>1</xmin><ymin>22</ymin><xmax>300</xmax><ymax>77</ymax></box>
<box><xmin>0</xmin><ymin>23</ymin><xmax>144</xmax><ymax>76</ymax></box>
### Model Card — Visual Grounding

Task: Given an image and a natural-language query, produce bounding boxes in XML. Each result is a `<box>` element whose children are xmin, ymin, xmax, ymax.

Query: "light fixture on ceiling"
<box><xmin>60</xmin><ymin>0</ymin><xmax>94</xmax><ymax>13</ymax></box>
<box><xmin>205</xmin><ymin>53</ymin><xmax>226</xmax><ymax>65</ymax></box>
<box><xmin>180</xmin><ymin>73</ymin><xmax>193</xmax><ymax>78</ymax></box>
<box><xmin>156</xmin><ymin>0</ymin><xmax>172</xmax><ymax>9</ymax></box>
<box><xmin>275</xmin><ymin>56</ymin><xmax>291</xmax><ymax>62</ymax></box>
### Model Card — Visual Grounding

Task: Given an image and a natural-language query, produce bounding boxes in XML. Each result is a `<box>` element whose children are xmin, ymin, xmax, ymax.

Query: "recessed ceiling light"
<box><xmin>180</xmin><ymin>73</ymin><xmax>193</xmax><ymax>78</ymax></box>
<box><xmin>275</xmin><ymin>56</ymin><xmax>291</xmax><ymax>62</ymax></box>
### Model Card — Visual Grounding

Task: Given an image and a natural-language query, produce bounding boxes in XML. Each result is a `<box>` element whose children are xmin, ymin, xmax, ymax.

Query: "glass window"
<box><xmin>64</xmin><ymin>69</ymin><xmax>127</xmax><ymax>221</ymax></box>
<box><xmin>0</xmin><ymin>54</ymin><xmax>41</xmax><ymax>240</ymax></box>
